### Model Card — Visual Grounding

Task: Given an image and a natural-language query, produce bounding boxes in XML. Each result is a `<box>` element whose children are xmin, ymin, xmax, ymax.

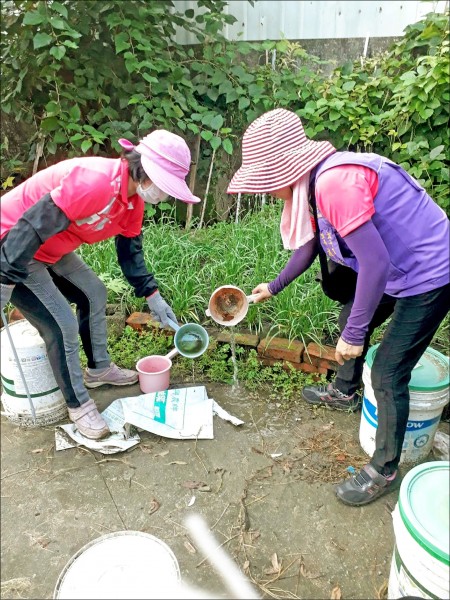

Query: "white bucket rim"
<box><xmin>0</xmin><ymin>319</ymin><xmax>45</xmax><ymax>344</ymax></box>
<box><xmin>398</xmin><ymin>461</ymin><xmax>450</xmax><ymax>565</ymax></box>
<box><xmin>54</xmin><ymin>530</ymin><xmax>181</xmax><ymax>599</ymax></box>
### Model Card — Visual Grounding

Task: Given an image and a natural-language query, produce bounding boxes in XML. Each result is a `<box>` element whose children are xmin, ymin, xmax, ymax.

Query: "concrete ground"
<box><xmin>1</xmin><ymin>380</ymin><xmax>447</xmax><ymax>600</ymax></box>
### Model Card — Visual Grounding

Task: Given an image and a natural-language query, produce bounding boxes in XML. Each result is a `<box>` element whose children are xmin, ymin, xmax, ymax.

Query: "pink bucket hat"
<box><xmin>119</xmin><ymin>130</ymin><xmax>201</xmax><ymax>204</ymax></box>
<box><xmin>227</xmin><ymin>108</ymin><xmax>336</xmax><ymax>194</ymax></box>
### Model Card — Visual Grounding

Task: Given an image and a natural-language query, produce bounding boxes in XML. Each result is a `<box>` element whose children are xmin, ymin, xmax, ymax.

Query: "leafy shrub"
<box><xmin>1</xmin><ymin>3</ymin><xmax>448</xmax><ymax>213</ymax></box>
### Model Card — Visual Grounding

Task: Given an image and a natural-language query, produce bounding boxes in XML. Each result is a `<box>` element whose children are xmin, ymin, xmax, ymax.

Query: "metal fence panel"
<box><xmin>172</xmin><ymin>0</ymin><xmax>447</xmax><ymax>44</ymax></box>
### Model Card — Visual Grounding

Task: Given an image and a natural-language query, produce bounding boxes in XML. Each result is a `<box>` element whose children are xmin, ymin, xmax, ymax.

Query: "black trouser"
<box><xmin>337</xmin><ymin>283</ymin><xmax>450</xmax><ymax>474</ymax></box>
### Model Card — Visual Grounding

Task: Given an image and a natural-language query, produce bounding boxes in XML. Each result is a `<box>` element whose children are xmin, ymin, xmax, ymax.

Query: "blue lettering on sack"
<box><xmin>153</xmin><ymin>391</ymin><xmax>167</xmax><ymax>424</ymax></box>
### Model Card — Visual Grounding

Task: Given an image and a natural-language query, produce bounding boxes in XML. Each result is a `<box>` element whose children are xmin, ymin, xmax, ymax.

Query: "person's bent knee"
<box><xmin>40</xmin><ymin>311</ymin><xmax>78</xmax><ymax>350</ymax></box>
<box><xmin>371</xmin><ymin>363</ymin><xmax>407</xmax><ymax>401</ymax></box>
<box><xmin>371</xmin><ymin>363</ymin><xmax>390</xmax><ymax>397</ymax></box>
<box><xmin>90</xmin><ymin>277</ymin><xmax>108</xmax><ymax>309</ymax></box>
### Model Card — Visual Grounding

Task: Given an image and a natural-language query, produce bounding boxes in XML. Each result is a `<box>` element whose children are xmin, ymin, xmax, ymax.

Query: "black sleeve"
<box><xmin>0</xmin><ymin>193</ymin><xmax>71</xmax><ymax>284</ymax></box>
<box><xmin>115</xmin><ymin>234</ymin><xmax>158</xmax><ymax>298</ymax></box>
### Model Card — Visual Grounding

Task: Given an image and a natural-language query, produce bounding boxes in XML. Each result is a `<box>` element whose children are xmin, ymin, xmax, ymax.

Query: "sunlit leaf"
<box><xmin>23</xmin><ymin>11</ymin><xmax>44</xmax><ymax>25</ymax></box>
<box><xmin>50</xmin><ymin>45</ymin><xmax>66</xmax><ymax>60</ymax></box>
<box><xmin>222</xmin><ymin>138</ymin><xmax>233</xmax><ymax>155</ymax></box>
<box><xmin>33</xmin><ymin>33</ymin><xmax>53</xmax><ymax>49</ymax></box>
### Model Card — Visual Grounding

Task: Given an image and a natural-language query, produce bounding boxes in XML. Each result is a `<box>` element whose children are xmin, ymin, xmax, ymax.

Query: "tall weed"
<box><xmin>78</xmin><ymin>205</ymin><xmax>341</xmax><ymax>345</ymax></box>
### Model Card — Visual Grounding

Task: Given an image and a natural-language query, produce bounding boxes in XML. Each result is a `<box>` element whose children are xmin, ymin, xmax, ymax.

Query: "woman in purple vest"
<box><xmin>227</xmin><ymin>108</ymin><xmax>449</xmax><ymax>506</ymax></box>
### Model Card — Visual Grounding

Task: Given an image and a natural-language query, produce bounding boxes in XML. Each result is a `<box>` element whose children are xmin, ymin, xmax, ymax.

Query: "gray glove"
<box><xmin>1</xmin><ymin>283</ymin><xmax>15</xmax><ymax>312</ymax></box>
<box><xmin>146</xmin><ymin>291</ymin><xmax>178</xmax><ymax>326</ymax></box>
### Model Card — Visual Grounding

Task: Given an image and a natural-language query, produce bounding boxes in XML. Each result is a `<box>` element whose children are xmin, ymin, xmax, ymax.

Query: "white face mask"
<box><xmin>137</xmin><ymin>182</ymin><xmax>168</xmax><ymax>205</ymax></box>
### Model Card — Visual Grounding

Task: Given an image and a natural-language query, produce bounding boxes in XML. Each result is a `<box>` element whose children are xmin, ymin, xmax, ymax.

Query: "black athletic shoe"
<box><xmin>302</xmin><ymin>383</ymin><xmax>361</xmax><ymax>412</ymax></box>
<box><xmin>335</xmin><ymin>464</ymin><xmax>401</xmax><ymax>506</ymax></box>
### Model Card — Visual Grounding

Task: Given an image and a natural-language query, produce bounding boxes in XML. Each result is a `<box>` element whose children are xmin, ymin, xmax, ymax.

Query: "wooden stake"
<box><xmin>235</xmin><ymin>192</ymin><xmax>242</xmax><ymax>224</ymax></box>
<box><xmin>185</xmin><ymin>133</ymin><xmax>201</xmax><ymax>230</ymax></box>
<box><xmin>32</xmin><ymin>138</ymin><xmax>45</xmax><ymax>175</ymax></box>
<box><xmin>198</xmin><ymin>141</ymin><xmax>217</xmax><ymax>229</ymax></box>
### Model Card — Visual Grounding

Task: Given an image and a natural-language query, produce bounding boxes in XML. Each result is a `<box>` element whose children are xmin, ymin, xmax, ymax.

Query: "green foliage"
<box><xmin>79</xmin><ymin>202</ymin><xmax>448</xmax><ymax>352</ymax></box>
<box><xmin>78</xmin><ymin>204</ymin><xmax>340</xmax><ymax>343</ymax></box>
<box><xmin>105</xmin><ymin>328</ymin><xmax>320</xmax><ymax>401</ymax></box>
<box><xmin>1</xmin><ymin>0</ymin><xmax>242</xmax><ymax>163</ymax></box>
<box><xmin>106</xmin><ymin>325</ymin><xmax>174</xmax><ymax>368</ymax></box>
<box><xmin>2</xmin><ymin>3</ymin><xmax>448</xmax><ymax>210</ymax></box>
<box><xmin>307</xmin><ymin>11</ymin><xmax>449</xmax><ymax>210</ymax></box>
<box><xmin>2</xmin><ymin>4</ymin><xmax>448</xmax><ymax>350</ymax></box>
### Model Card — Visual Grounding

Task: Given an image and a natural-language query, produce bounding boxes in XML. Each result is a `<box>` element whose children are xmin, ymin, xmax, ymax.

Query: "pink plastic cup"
<box><xmin>136</xmin><ymin>355</ymin><xmax>172</xmax><ymax>394</ymax></box>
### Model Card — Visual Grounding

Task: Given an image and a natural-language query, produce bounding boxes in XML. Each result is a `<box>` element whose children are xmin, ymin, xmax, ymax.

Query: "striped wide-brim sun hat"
<box><xmin>227</xmin><ymin>108</ymin><xmax>336</xmax><ymax>194</ymax></box>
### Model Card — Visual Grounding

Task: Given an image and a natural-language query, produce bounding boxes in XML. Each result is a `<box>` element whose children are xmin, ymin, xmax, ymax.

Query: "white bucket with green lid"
<box><xmin>360</xmin><ymin>345</ymin><xmax>449</xmax><ymax>464</ymax></box>
<box><xmin>388</xmin><ymin>461</ymin><xmax>449</xmax><ymax>599</ymax></box>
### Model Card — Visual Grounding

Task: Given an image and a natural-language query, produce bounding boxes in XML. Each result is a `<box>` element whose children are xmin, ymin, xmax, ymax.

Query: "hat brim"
<box><xmin>227</xmin><ymin>140</ymin><xmax>336</xmax><ymax>194</ymax></box>
<box><xmin>141</xmin><ymin>156</ymin><xmax>201</xmax><ymax>204</ymax></box>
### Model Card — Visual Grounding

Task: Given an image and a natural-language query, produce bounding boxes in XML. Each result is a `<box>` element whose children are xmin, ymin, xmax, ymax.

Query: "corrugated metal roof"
<box><xmin>172</xmin><ymin>0</ymin><xmax>447</xmax><ymax>44</ymax></box>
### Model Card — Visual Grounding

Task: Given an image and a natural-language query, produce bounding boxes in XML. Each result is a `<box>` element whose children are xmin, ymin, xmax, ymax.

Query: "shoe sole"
<box><xmin>85</xmin><ymin>379</ymin><xmax>139</xmax><ymax>389</ymax></box>
<box><xmin>70</xmin><ymin>419</ymin><xmax>111</xmax><ymax>441</ymax></box>
<box><xmin>77</xmin><ymin>427</ymin><xmax>111</xmax><ymax>440</ymax></box>
<box><xmin>68</xmin><ymin>419</ymin><xmax>111</xmax><ymax>440</ymax></box>
<box><xmin>302</xmin><ymin>394</ymin><xmax>361</xmax><ymax>413</ymax></box>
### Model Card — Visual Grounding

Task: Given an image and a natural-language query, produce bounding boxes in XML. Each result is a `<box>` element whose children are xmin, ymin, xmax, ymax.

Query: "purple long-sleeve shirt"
<box><xmin>268</xmin><ymin>221</ymin><xmax>388</xmax><ymax>345</ymax></box>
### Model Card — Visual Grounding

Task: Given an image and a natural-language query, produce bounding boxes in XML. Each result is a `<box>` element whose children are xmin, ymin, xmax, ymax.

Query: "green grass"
<box><xmin>77</xmin><ymin>205</ymin><xmax>448</xmax><ymax>353</ymax></box>
<box><xmin>104</xmin><ymin>327</ymin><xmax>323</xmax><ymax>402</ymax></box>
<box><xmin>78</xmin><ymin>205</ymin><xmax>341</xmax><ymax>346</ymax></box>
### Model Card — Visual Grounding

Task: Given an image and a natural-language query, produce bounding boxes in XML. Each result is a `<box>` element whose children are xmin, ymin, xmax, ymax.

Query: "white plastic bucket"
<box><xmin>360</xmin><ymin>345</ymin><xmax>449</xmax><ymax>465</ymax></box>
<box><xmin>54</xmin><ymin>531</ymin><xmax>181</xmax><ymax>599</ymax></box>
<box><xmin>136</xmin><ymin>355</ymin><xmax>172</xmax><ymax>394</ymax></box>
<box><xmin>388</xmin><ymin>461</ymin><xmax>449</xmax><ymax>599</ymax></box>
<box><xmin>0</xmin><ymin>319</ymin><xmax>67</xmax><ymax>426</ymax></box>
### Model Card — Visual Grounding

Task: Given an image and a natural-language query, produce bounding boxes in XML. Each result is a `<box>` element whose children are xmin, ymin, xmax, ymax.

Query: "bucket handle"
<box><xmin>165</xmin><ymin>347</ymin><xmax>179</xmax><ymax>360</ymax></box>
<box><xmin>166</xmin><ymin>318</ymin><xmax>180</xmax><ymax>332</ymax></box>
<box><xmin>165</xmin><ymin>319</ymin><xmax>179</xmax><ymax>359</ymax></box>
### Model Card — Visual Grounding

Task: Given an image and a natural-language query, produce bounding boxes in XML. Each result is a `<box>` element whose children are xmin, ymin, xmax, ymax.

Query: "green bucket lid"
<box><xmin>366</xmin><ymin>345</ymin><xmax>449</xmax><ymax>392</ymax></box>
<box><xmin>398</xmin><ymin>461</ymin><xmax>450</xmax><ymax>565</ymax></box>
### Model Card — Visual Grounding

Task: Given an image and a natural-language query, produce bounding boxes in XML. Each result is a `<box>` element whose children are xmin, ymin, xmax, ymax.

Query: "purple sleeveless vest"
<box><xmin>312</xmin><ymin>152</ymin><xmax>449</xmax><ymax>297</ymax></box>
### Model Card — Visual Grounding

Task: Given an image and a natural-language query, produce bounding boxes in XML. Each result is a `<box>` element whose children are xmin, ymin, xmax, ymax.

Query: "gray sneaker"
<box><xmin>84</xmin><ymin>363</ymin><xmax>138</xmax><ymax>388</ymax></box>
<box><xmin>68</xmin><ymin>399</ymin><xmax>110</xmax><ymax>440</ymax></box>
<box><xmin>335</xmin><ymin>464</ymin><xmax>401</xmax><ymax>506</ymax></box>
<box><xmin>302</xmin><ymin>383</ymin><xmax>361</xmax><ymax>412</ymax></box>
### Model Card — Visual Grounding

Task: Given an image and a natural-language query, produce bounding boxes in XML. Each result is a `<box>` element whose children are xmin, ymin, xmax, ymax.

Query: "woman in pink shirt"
<box><xmin>0</xmin><ymin>131</ymin><xmax>200</xmax><ymax>439</ymax></box>
<box><xmin>228</xmin><ymin>109</ymin><xmax>449</xmax><ymax>507</ymax></box>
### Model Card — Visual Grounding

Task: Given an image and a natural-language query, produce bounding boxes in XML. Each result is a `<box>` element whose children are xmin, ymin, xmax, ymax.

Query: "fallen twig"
<box><xmin>1</xmin><ymin>466</ymin><xmax>31</xmax><ymax>480</ymax></box>
<box><xmin>194</xmin><ymin>435</ymin><xmax>209</xmax><ymax>474</ymax></box>
<box><xmin>44</xmin><ymin>457</ymin><xmax>134</xmax><ymax>482</ymax></box>
<box><xmin>210</xmin><ymin>503</ymin><xmax>230</xmax><ymax>531</ymax></box>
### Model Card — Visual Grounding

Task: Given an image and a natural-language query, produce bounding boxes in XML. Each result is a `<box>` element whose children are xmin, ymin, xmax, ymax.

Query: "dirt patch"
<box><xmin>1</xmin><ymin>381</ymin><xmax>440</xmax><ymax>599</ymax></box>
